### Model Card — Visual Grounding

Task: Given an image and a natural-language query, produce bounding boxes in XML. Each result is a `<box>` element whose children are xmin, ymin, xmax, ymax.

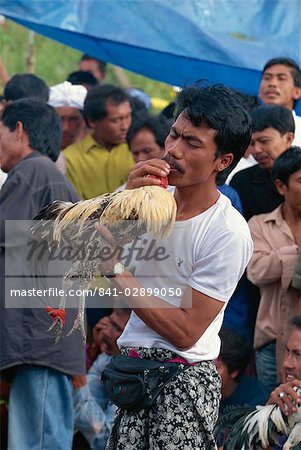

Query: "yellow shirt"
<box><xmin>64</xmin><ymin>133</ymin><xmax>134</xmax><ymax>199</ymax></box>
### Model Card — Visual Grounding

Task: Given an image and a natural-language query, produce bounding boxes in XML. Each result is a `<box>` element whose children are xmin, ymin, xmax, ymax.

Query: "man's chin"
<box><xmin>257</xmin><ymin>161</ymin><xmax>272</xmax><ymax>171</ymax></box>
<box><xmin>168</xmin><ymin>170</ymin><xmax>183</xmax><ymax>183</ymax></box>
<box><xmin>263</xmin><ymin>97</ymin><xmax>281</xmax><ymax>106</ymax></box>
<box><xmin>62</xmin><ymin>139</ymin><xmax>74</xmax><ymax>149</ymax></box>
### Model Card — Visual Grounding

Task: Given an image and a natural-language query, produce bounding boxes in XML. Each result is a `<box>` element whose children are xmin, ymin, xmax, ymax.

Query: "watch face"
<box><xmin>114</xmin><ymin>262</ymin><xmax>124</xmax><ymax>275</ymax></box>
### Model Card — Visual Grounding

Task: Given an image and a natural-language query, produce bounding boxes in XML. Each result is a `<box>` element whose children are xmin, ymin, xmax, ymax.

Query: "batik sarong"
<box><xmin>106</xmin><ymin>347</ymin><xmax>221</xmax><ymax>450</ymax></box>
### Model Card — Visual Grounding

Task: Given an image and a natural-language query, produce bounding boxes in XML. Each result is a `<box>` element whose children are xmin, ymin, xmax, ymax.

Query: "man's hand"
<box><xmin>93</xmin><ymin>315</ymin><xmax>110</xmax><ymax>341</ymax></box>
<box><xmin>125</xmin><ymin>159</ymin><xmax>170</xmax><ymax>189</ymax></box>
<box><xmin>267</xmin><ymin>379</ymin><xmax>301</xmax><ymax>415</ymax></box>
<box><xmin>89</xmin><ymin>315</ymin><xmax>111</xmax><ymax>356</ymax></box>
<box><xmin>72</xmin><ymin>374</ymin><xmax>87</xmax><ymax>389</ymax></box>
<box><xmin>95</xmin><ymin>223</ymin><xmax>120</xmax><ymax>275</ymax></box>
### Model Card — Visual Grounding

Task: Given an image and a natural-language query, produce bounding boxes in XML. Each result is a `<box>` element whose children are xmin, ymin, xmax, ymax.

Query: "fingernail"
<box><xmin>152</xmin><ymin>177</ymin><xmax>161</xmax><ymax>184</ymax></box>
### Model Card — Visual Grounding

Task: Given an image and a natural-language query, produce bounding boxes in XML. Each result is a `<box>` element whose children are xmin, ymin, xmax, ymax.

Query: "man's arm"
<box><xmin>247</xmin><ymin>216</ymin><xmax>299</xmax><ymax>289</ymax></box>
<box><xmin>97</xmin><ymin>230</ymin><xmax>227</xmax><ymax>350</ymax></box>
<box><xmin>111</xmin><ymin>272</ymin><xmax>224</xmax><ymax>350</ymax></box>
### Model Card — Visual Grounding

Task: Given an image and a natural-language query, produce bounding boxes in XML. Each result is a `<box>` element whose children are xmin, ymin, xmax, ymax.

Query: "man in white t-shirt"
<box><xmin>98</xmin><ymin>84</ymin><xmax>254</xmax><ymax>449</ymax></box>
<box><xmin>259</xmin><ymin>57</ymin><xmax>301</xmax><ymax>147</ymax></box>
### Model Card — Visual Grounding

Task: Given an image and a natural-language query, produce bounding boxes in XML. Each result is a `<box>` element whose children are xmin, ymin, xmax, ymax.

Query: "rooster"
<box><xmin>29</xmin><ymin>181</ymin><xmax>176</xmax><ymax>344</ymax></box>
<box><xmin>223</xmin><ymin>387</ymin><xmax>301</xmax><ymax>450</ymax></box>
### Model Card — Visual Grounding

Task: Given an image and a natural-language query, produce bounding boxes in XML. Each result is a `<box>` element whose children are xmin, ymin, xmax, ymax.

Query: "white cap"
<box><xmin>48</xmin><ymin>81</ymin><xmax>87</xmax><ymax>110</ymax></box>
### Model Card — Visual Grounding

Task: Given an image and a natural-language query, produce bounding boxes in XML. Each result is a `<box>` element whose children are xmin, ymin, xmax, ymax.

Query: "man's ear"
<box><xmin>217</xmin><ymin>153</ymin><xmax>234</xmax><ymax>172</ymax></box>
<box><xmin>15</xmin><ymin>121</ymin><xmax>32</xmax><ymax>150</ymax></box>
<box><xmin>292</xmin><ymin>86</ymin><xmax>301</xmax><ymax>101</ymax></box>
<box><xmin>286</xmin><ymin>131</ymin><xmax>295</xmax><ymax>147</ymax></box>
<box><xmin>274</xmin><ymin>178</ymin><xmax>286</xmax><ymax>196</ymax></box>
<box><xmin>229</xmin><ymin>369</ymin><xmax>240</xmax><ymax>381</ymax></box>
<box><xmin>86</xmin><ymin>119</ymin><xmax>95</xmax><ymax>129</ymax></box>
<box><xmin>15</xmin><ymin>121</ymin><xmax>25</xmax><ymax>141</ymax></box>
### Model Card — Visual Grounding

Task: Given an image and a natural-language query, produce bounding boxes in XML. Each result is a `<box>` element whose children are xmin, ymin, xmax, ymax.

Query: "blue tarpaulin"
<box><xmin>0</xmin><ymin>0</ymin><xmax>300</xmax><ymax>111</ymax></box>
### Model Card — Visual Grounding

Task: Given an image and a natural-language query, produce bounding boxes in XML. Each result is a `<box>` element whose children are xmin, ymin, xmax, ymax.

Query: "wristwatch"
<box><xmin>103</xmin><ymin>262</ymin><xmax>125</xmax><ymax>278</ymax></box>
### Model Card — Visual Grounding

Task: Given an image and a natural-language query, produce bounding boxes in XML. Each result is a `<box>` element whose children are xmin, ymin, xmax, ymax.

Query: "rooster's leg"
<box><xmin>67</xmin><ymin>279</ymin><xmax>89</xmax><ymax>345</ymax></box>
<box><xmin>47</xmin><ymin>271</ymin><xmax>73</xmax><ymax>343</ymax></box>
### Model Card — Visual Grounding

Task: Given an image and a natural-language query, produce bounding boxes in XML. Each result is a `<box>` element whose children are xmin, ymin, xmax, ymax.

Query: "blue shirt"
<box><xmin>220</xmin><ymin>375</ymin><xmax>270</xmax><ymax>416</ymax></box>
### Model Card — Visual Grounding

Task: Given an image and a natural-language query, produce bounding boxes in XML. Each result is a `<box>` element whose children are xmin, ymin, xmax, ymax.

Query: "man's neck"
<box><xmin>222</xmin><ymin>380</ymin><xmax>238</xmax><ymax>400</ymax></box>
<box><xmin>173</xmin><ymin>182</ymin><xmax>220</xmax><ymax>220</ymax></box>
<box><xmin>282</xmin><ymin>203</ymin><xmax>301</xmax><ymax>244</ymax></box>
<box><xmin>282</xmin><ymin>202</ymin><xmax>301</xmax><ymax>223</ymax></box>
<box><xmin>12</xmin><ymin>148</ymin><xmax>34</xmax><ymax>170</ymax></box>
<box><xmin>283</xmin><ymin>103</ymin><xmax>294</xmax><ymax>111</ymax></box>
<box><xmin>92</xmin><ymin>132</ymin><xmax>115</xmax><ymax>152</ymax></box>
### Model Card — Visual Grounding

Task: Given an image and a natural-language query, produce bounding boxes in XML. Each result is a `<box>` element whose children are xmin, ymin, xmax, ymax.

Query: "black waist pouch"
<box><xmin>101</xmin><ymin>354</ymin><xmax>182</xmax><ymax>411</ymax></box>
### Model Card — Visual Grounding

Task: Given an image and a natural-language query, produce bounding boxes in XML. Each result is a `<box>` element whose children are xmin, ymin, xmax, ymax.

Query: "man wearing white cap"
<box><xmin>48</xmin><ymin>81</ymin><xmax>87</xmax><ymax>174</ymax></box>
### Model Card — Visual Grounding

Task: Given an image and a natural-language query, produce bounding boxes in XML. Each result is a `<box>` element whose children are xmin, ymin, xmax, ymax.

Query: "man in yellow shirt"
<box><xmin>64</xmin><ymin>84</ymin><xmax>134</xmax><ymax>199</ymax></box>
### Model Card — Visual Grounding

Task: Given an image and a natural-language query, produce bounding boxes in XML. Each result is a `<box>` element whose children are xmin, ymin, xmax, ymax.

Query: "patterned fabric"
<box><xmin>106</xmin><ymin>347</ymin><xmax>221</xmax><ymax>450</ymax></box>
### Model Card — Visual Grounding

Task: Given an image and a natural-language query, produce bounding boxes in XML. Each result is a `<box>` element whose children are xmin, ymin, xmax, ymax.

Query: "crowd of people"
<box><xmin>0</xmin><ymin>53</ymin><xmax>301</xmax><ymax>450</ymax></box>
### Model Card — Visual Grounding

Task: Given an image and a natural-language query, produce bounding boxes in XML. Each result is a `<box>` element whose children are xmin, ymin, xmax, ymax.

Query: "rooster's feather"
<box><xmin>28</xmin><ymin>186</ymin><xmax>177</xmax><ymax>343</ymax></box>
<box><xmin>224</xmin><ymin>387</ymin><xmax>301</xmax><ymax>450</ymax></box>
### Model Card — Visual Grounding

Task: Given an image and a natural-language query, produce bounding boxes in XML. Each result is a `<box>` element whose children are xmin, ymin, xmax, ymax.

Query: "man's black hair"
<box><xmin>80</xmin><ymin>54</ymin><xmax>107</xmax><ymax>74</ymax></box>
<box><xmin>251</xmin><ymin>104</ymin><xmax>295</xmax><ymax>135</ymax></box>
<box><xmin>84</xmin><ymin>84</ymin><xmax>131</xmax><ymax>122</ymax></box>
<box><xmin>175</xmin><ymin>84</ymin><xmax>252</xmax><ymax>184</ymax></box>
<box><xmin>233</xmin><ymin>89</ymin><xmax>261</xmax><ymax>114</ymax></box>
<box><xmin>127</xmin><ymin>114</ymin><xmax>171</xmax><ymax>149</ymax></box>
<box><xmin>263</xmin><ymin>57</ymin><xmax>301</xmax><ymax>88</ymax></box>
<box><xmin>219</xmin><ymin>327</ymin><xmax>253</xmax><ymax>382</ymax></box>
<box><xmin>67</xmin><ymin>70</ymin><xmax>98</xmax><ymax>88</ymax></box>
<box><xmin>128</xmin><ymin>96</ymin><xmax>148</xmax><ymax>121</ymax></box>
<box><xmin>160</xmin><ymin>102</ymin><xmax>176</xmax><ymax>120</ymax></box>
<box><xmin>272</xmin><ymin>146</ymin><xmax>301</xmax><ymax>185</ymax></box>
<box><xmin>291</xmin><ymin>315</ymin><xmax>301</xmax><ymax>331</ymax></box>
<box><xmin>2</xmin><ymin>99</ymin><xmax>61</xmax><ymax>162</ymax></box>
<box><xmin>4</xmin><ymin>74</ymin><xmax>49</xmax><ymax>102</ymax></box>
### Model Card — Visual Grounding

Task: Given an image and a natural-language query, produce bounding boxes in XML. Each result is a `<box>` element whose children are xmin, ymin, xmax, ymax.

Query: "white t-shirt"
<box><xmin>293</xmin><ymin>111</ymin><xmax>301</xmax><ymax>147</ymax></box>
<box><xmin>226</xmin><ymin>154</ymin><xmax>257</xmax><ymax>184</ymax></box>
<box><xmin>0</xmin><ymin>168</ymin><xmax>7</xmax><ymax>190</ymax></box>
<box><xmin>118</xmin><ymin>193</ymin><xmax>253</xmax><ymax>362</ymax></box>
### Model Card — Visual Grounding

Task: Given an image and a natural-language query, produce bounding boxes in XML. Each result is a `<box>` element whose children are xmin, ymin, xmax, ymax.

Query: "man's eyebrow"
<box><xmin>110</xmin><ymin>112</ymin><xmax>132</xmax><ymax>119</ymax></box>
<box><xmin>183</xmin><ymin>134</ymin><xmax>203</xmax><ymax>143</ymax></box>
<box><xmin>264</xmin><ymin>71</ymin><xmax>289</xmax><ymax>77</ymax></box>
<box><xmin>170</xmin><ymin>126</ymin><xmax>178</xmax><ymax>134</ymax></box>
<box><xmin>112</xmin><ymin>320</ymin><xmax>122</xmax><ymax>329</ymax></box>
<box><xmin>170</xmin><ymin>126</ymin><xmax>203</xmax><ymax>144</ymax></box>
